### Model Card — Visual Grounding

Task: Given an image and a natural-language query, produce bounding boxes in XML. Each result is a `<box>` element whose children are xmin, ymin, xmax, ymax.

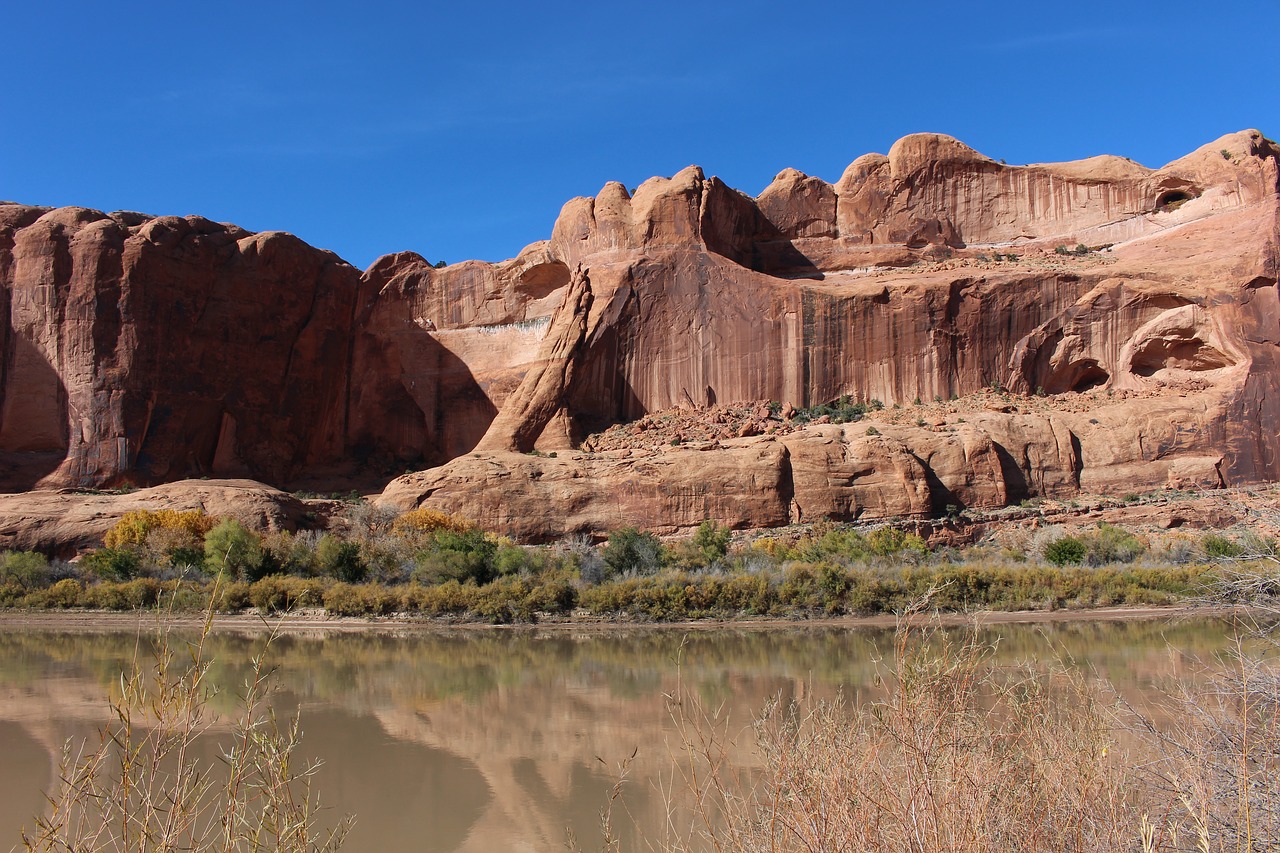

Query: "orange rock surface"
<box><xmin>2</xmin><ymin>129</ymin><xmax>1277</xmax><ymax>542</ymax></box>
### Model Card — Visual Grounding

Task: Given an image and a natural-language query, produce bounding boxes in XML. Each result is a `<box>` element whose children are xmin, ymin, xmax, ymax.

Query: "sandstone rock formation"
<box><xmin>0</xmin><ymin>480</ymin><xmax>315</xmax><ymax>556</ymax></box>
<box><xmin>472</xmin><ymin>264</ymin><xmax>594</xmax><ymax>453</ymax></box>
<box><xmin>2</xmin><ymin>128</ymin><xmax>1278</xmax><ymax>544</ymax></box>
<box><xmin>0</xmin><ymin>207</ymin><xmax>363</xmax><ymax>489</ymax></box>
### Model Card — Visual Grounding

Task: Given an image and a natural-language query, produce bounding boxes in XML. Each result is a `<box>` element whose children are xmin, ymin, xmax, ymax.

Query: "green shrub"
<box><xmin>81</xmin><ymin>547</ymin><xmax>141</xmax><ymax>582</ymax></box>
<box><xmin>316</xmin><ymin>535</ymin><xmax>366</xmax><ymax>583</ymax></box>
<box><xmin>468</xmin><ymin>578</ymin><xmax>536</xmax><ymax>623</ymax></box>
<box><xmin>412</xmin><ymin>529</ymin><xmax>498</xmax><ymax>585</ymax></box>
<box><xmin>1045</xmin><ymin>537</ymin><xmax>1086</xmax><ymax>566</ymax></box>
<box><xmin>670</xmin><ymin>521</ymin><xmax>732</xmax><ymax>570</ymax></box>
<box><xmin>792</xmin><ymin>395</ymin><xmax>871</xmax><ymax>425</ymax></box>
<box><xmin>778</xmin><ymin>564</ymin><xmax>822</xmax><ymax>610</ymax></box>
<box><xmin>579</xmin><ymin>579</ymin><xmax>641</xmax><ymax>615</ymax></box>
<box><xmin>691</xmin><ymin>520</ymin><xmax>731</xmax><ymax>564</ymax></box>
<box><xmin>204</xmin><ymin>519</ymin><xmax>262</xmax><ymax>579</ymax></box>
<box><xmin>122</xmin><ymin>578</ymin><xmax>163</xmax><ymax>608</ymax></box>
<box><xmin>0</xmin><ymin>550</ymin><xmax>50</xmax><ymax>589</ymax></box>
<box><xmin>866</xmin><ymin>528</ymin><xmax>928</xmax><ymax>558</ymax></box>
<box><xmin>323</xmin><ymin>582</ymin><xmax>399</xmax><ymax>617</ymax></box>
<box><xmin>250</xmin><ymin>576</ymin><xmax>325</xmax><ymax>614</ymax></box>
<box><xmin>166</xmin><ymin>583</ymin><xmax>215</xmax><ymax>611</ymax></box>
<box><xmin>846</xmin><ymin>571</ymin><xmax>899</xmax><ymax>614</ymax></box>
<box><xmin>0</xmin><ymin>581</ymin><xmax>25</xmax><ymax>607</ymax></box>
<box><xmin>80</xmin><ymin>578</ymin><xmax>163</xmax><ymax>610</ymax></box>
<box><xmin>602</xmin><ymin>527</ymin><xmax>663</xmax><ymax>577</ymax></box>
<box><xmin>81</xmin><ymin>582</ymin><xmax>126</xmax><ymax>610</ymax></box>
<box><xmin>213</xmin><ymin>581</ymin><xmax>252</xmax><ymax>612</ymax></box>
<box><xmin>166</xmin><ymin>546</ymin><xmax>207</xmax><ymax>572</ymax></box>
<box><xmin>493</xmin><ymin>544</ymin><xmax>534</xmax><ymax>576</ymax></box>
<box><xmin>42</xmin><ymin>578</ymin><xmax>84</xmax><ymax>608</ymax></box>
<box><xmin>1081</xmin><ymin>524</ymin><xmax>1145</xmax><ymax>566</ymax></box>
<box><xmin>401</xmin><ymin>580</ymin><xmax>473</xmax><ymax>616</ymax></box>
<box><xmin>798</xmin><ymin>528</ymin><xmax>869</xmax><ymax>563</ymax></box>
<box><xmin>524</xmin><ymin>577</ymin><xmax>577</xmax><ymax>615</ymax></box>
<box><xmin>1203</xmin><ymin>534</ymin><xmax>1244</xmax><ymax>559</ymax></box>
<box><xmin>718</xmin><ymin>573</ymin><xmax>775</xmax><ymax>615</ymax></box>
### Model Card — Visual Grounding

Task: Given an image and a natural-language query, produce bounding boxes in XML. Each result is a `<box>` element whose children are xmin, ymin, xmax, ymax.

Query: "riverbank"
<box><xmin>0</xmin><ymin>602</ymin><xmax>1218</xmax><ymax>636</ymax></box>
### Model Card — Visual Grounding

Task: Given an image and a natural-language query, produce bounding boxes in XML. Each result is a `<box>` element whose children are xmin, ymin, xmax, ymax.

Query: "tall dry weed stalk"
<box><xmin>579</xmin><ymin>572</ymin><xmax>1280</xmax><ymax>852</ymax></box>
<box><xmin>20</xmin><ymin>604</ymin><xmax>350</xmax><ymax>852</ymax></box>
<box><xmin>658</xmin><ymin>612</ymin><xmax>1142</xmax><ymax>853</ymax></box>
<box><xmin>1135</xmin><ymin>577</ymin><xmax>1280</xmax><ymax>853</ymax></box>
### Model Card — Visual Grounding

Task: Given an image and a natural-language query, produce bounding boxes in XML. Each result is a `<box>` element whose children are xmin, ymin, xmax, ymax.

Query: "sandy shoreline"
<box><xmin>0</xmin><ymin>604</ymin><xmax>1219</xmax><ymax>636</ymax></box>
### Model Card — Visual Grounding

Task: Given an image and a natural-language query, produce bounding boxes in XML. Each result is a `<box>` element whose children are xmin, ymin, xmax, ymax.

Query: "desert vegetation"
<box><xmin>622</xmin><ymin>601</ymin><xmax>1280</xmax><ymax>852</ymax></box>
<box><xmin>8</xmin><ymin>515</ymin><xmax>1280</xmax><ymax>851</ymax></box>
<box><xmin>0</xmin><ymin>502</ymin><xmax>1263</xmax><ymax>623</ymax></box>
<box><xmin>19</xmin><ymin>607</ymin><xmax>351</xmax><ymax>852</ymax></box>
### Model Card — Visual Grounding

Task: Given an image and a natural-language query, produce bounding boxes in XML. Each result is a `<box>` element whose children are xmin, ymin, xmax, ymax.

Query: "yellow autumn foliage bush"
<box><xmin>104</xmin><ymin>509</ymin><xmax>215</xmax><ymax>549</ymax></box>
<box><xmin>390</xmin><ymin>507</ymin><xmax>475</xmax><ymax>537</ymax></box>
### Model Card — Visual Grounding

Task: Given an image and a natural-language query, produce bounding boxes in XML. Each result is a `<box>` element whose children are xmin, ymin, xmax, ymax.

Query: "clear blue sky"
<box><xmin>2</xmin><ymin>1</ymin><xmax>1276</xmax><ymax>270</ymax></box>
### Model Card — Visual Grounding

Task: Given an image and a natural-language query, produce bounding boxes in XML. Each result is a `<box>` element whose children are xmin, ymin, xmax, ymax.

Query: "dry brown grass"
<box><xmin>1133</xmin><ymin>617</ymin><xmax>1280</xmax><ymax>853</ymax></box>
<box><xmin>586</xmin><ymin>571</ymin><xmax>1274</xmax><ymax>850</ymax></box>
<box><xmin>606</xmin><ymin>588</ymin><xmax>1280</xmax><ymax>852</ymax></box>
<box><xmin>20</xmin><ymin>599</ymin><xmax>351</xmax><ymax>852</ymax></box>
<box><xmin>653</xmin><ymin>610</ymin><xmax>1142</xmax><ymax>853</ymax></box>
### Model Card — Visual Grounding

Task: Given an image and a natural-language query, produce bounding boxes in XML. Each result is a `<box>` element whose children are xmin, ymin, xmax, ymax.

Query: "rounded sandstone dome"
<box><xmin>887</xmin><ymin>133</ymin><xmax>992</xmax><ymax>179</ymax></box>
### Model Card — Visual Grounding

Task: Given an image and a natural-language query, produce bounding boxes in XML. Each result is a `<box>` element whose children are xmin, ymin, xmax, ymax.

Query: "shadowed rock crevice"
<box><xmin>474</xmin><ymin>266</ymin><xmax>594</xmax><ymax>453</ymax></box>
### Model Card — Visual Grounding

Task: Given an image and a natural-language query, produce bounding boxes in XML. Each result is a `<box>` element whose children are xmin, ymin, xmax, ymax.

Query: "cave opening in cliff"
<box><xmin>1156</xmin><ymin>190</ymin><xmax>1194</xmax><ymax>211</ymax></box>
<box><xmin>1072</xmin><ymin>363</ymin><xmax>1110</xmax><ymax>392</ymax></box>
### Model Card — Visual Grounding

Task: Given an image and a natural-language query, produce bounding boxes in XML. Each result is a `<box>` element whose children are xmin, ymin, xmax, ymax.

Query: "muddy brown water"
<box><xmin>0</xmin><ymin>613</ymin><xmax>1257</xmax><ymax>852</ymax></box>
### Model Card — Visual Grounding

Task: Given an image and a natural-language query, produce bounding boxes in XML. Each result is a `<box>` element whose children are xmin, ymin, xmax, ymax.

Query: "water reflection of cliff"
<box><xmin>0</xmin><ymin>619</ymin><xmax>1247</xmax><ymax>852</ymax></box>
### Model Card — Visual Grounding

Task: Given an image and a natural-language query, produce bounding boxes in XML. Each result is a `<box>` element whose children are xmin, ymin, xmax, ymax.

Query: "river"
<box><xmin>0</xmin><ymin>614</ymin><xmax>1249</xmax><ymax>852</ymax></box>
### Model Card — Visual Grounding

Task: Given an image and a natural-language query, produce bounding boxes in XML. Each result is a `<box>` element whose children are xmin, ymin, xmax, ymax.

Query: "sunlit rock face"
<box><xmin>2</xmin><ymin>129</ymin><xmax>1278</xmax><ymax>540</ymax></box>
<box><xmin>378</xmin><ymin>129</ymin><xmax>1280</xmax><ymax>538</ymax></box>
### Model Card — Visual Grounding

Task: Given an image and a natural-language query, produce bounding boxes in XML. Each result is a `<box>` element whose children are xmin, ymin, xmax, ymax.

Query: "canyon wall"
<box><xmin>1</xmin><ymin>128</ymin><xmax>1277</xmax><ymax>540</ymax></box>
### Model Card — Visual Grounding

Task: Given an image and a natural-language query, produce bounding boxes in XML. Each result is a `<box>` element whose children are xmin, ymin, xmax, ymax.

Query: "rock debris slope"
<box><xmin>2</xmin><ymin>129</ymin><xmax>1277</xmax><ymax>542</ymax></box>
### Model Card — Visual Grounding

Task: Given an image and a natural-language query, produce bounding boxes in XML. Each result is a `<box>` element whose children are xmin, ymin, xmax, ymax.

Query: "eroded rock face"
<box><xmin>2</xmin><ymin>128</ymin><xmax>1278</xmax><ymax>543</ymax></box>
<box><xmin>0</xmin><ymin>208</ymin><xmax>363</xmax><ymax>489</ymax></box>
<box><xmin>375</xmin><ymin>388</ymin><xmax>1231</xmax><ymax>540</ymax></box>
<box><xmin>375</xmin><ymin>129</ymin><xmax>1280</xmax><ymax>537</ymax></box>
<box><xmin>0</xmin><ymin>480</ymin><xmax>314</xmax><ymax>556</ymax></box>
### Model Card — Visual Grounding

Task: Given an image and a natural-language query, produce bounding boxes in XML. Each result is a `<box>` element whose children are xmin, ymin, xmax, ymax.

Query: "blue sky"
<box><xmin>2</xmin><ymin>0</ymin><xmax>1276</xmax><ymax>269</ymax></box>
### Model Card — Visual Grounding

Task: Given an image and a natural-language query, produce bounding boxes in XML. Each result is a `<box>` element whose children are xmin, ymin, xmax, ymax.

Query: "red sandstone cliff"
<box><xmin>1</xmin><ymin>129</ymin><xmax>1277</xmax><ymax>541</ymax></box>
<box><xmin>0</xmin><ymin>208</ymin><xmax>366</xmax><ymax>489</ymax></box>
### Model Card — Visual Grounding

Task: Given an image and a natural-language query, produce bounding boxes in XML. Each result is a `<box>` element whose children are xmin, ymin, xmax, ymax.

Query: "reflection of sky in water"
<box><xmin>0</xmin><ymin>617</ymin><xmax>1258</xmax><ymax>852</ymax></box>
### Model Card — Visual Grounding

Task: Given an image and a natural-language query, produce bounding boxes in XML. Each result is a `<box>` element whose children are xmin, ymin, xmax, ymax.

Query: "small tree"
<box><xmin>0</xmin><ymin>550</ymin><xmax>51</xmax><ymax>590</ymax></box>
<box><xmin>317</xmin><ymin>535</ymin><xmax>367</xmax><ymax>583</ymax></box>
<box><xmin>1045</xmin><ymin>536</ymin><xmax>1086</xmax><ymax>566</ymax></box>
<box><xmin>602</xmin><ymin>527</ymin><xmax>663</xmax><ymax>578</ymax></box>
<box><xmin>203</xmin><ymin>519</ymin><xmax>262</xmax><ymax>580</ymax></box>
<box><xmin>691</xmin><ymin>520</ymin><xmax>731</xmax><ymax>565</ymax></box>
<box><xmin>670</xmin><ymin>520</ymin><xmax>732</xmax><ymax>570</ymax></box>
